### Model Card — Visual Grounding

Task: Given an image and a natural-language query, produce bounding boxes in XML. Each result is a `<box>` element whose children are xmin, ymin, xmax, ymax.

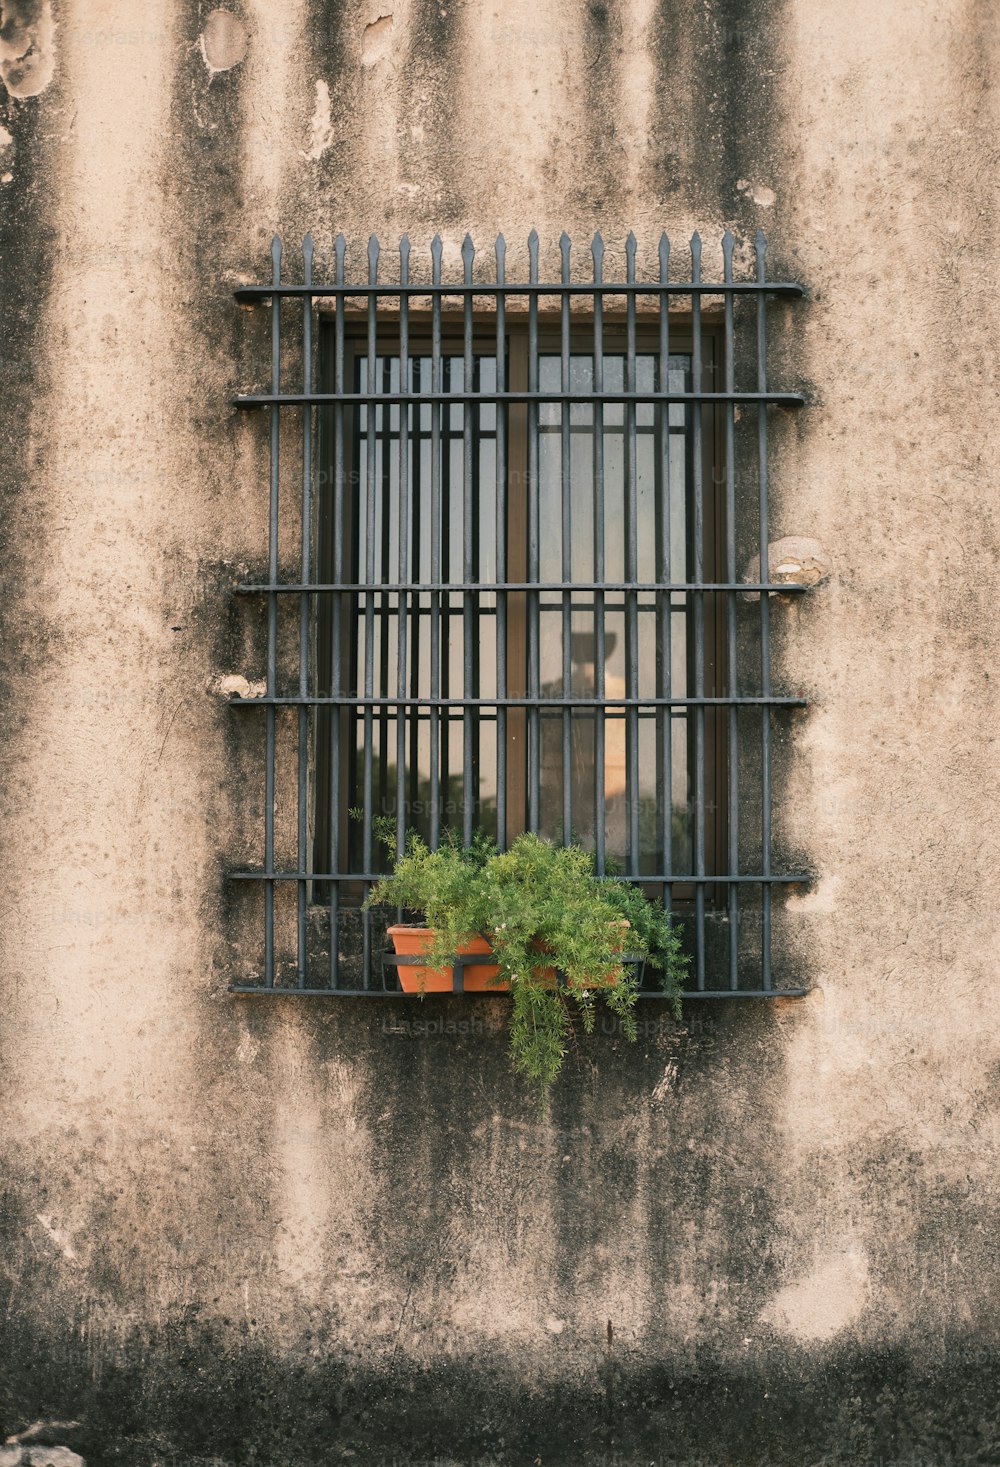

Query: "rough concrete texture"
<box><xmin>0</xmin><ymin>0</ymin><xmax>998</xmax><ymax>1463</ymax></box>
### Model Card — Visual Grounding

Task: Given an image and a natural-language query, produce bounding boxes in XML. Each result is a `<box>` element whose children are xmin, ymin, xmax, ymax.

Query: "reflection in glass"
<box><xmin>323</xmin><ymin>341</ymin><xmax>698</xmax><ymax>880</ymax></box>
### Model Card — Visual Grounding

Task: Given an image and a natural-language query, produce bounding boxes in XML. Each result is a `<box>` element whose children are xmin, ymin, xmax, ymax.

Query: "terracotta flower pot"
<box><xmin>387</xmin><ymin>926</ymin><xmax>509</xmax><ymax>993</ymax></box>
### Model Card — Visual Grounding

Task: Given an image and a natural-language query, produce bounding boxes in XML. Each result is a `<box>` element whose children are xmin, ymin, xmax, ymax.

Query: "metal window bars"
<box><xmin>227</xmin><ymin>228</ymin><xmax>810</xmax><ymax>998</ymax></box>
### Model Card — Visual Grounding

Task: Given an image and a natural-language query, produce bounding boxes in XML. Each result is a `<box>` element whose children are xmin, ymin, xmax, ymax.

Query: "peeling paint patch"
<box><xmin>0</xmin><ymin>0</ymin><xmax>56</xmax><ymax>99</ymax></box>
<box><xmin>760</xmin><ymin>1249</ymin><xmax>869</xmax><ymax>1343</ymax></box>
<box><xmin>737</xmin><ymin>177</ymin><xmax>776</xmax><ymax>208</ymax></box>
<box><xmin>35</xmin><ymin>1213</ymin><xmax>79</xmax><ymax>1265</ymax></box>
<box><xmin>199</xmin><ymin>8</ymin><xmax>248</xmax><ymax>77</ymax></box>
<box><xmin>235</xmin><ymin>1031</ymin><xmax>260</xmax><ymax>1066</ymax></box>
<box><xmin>301</xmin><ymin>78</ymin><xmax>334</xmax><ymax>161</ymax></box>
<box><xmin>651</xmin><ymin>1060</ymin><xmax>680</xmax><ymax>1102</ymax></box>
<box><xmin>0</xmin><ymin>122</ymin><xmax>12</xmax><ymax>148</ymax></box>
<box><xmin>362</xmin><ymin>13</ymin><xmax>393</xmax><ymax>67</ymax></box>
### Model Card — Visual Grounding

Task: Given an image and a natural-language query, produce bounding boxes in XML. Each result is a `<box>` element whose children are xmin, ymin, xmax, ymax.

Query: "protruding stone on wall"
<box><xmin>0</xmin><ymin>1423</ymin><xmax>86</xmax><ymax>1467</ymax></box>
<box><xmin>0</xmin><ymin>0</ymin><xmax>56</xmax><ymax>98</ymax></box>
<box><xmin>214</xmin><ymin>673</ymin><xmax>267</xmax><ymax>699</ymax></box>
<box><xmin>742</xmin><ymin>535</ymin><xmax>832</xmax><ymax>599</ymax></box>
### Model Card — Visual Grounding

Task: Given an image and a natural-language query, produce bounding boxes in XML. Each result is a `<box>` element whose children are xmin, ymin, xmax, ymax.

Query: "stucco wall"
<box><xmin>1</xmin><ymin>1</ymin><xmax>998</xmax><ymax>1463</ymax></box>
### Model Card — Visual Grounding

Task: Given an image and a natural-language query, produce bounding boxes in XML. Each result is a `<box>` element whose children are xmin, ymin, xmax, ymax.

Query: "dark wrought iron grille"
<box><xmin>228</xmin><ymin>229</ymin><xmax>809</xmax><ymax>997</ymax></box>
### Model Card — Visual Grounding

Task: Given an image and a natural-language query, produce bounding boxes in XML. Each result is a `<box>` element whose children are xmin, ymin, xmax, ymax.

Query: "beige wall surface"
<box><xmin>0</xmin><ymin>1</ymin><xmax>997</xmax><ymax>1462</ymax></box>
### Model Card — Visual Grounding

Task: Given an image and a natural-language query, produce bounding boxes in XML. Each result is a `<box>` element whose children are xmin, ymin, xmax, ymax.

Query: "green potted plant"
<box><xmin>370</xmin><ymin>828</ymin><xmax>504</xmax><ymax>993</ymax></box>
<box><xmin>366</xmin><ymin>827</ymin><xmax>687</xmax><ymax>1089</ymax></box>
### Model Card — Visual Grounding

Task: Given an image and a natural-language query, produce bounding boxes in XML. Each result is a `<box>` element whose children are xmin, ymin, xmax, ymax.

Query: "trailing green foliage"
<box><xmin>366</xmin><ymin>824</ymin><xmax>688</xmax><ymax>1091</ymax></box>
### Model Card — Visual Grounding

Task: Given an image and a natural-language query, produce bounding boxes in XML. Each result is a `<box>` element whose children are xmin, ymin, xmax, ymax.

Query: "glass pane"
<box><xmin>347</xmin><ymin>350</ymin><xmax>500</xmax><ymax>864</ymax></box>
<box><xmin>535</xmin><ymin>351</ymin><xmax>692</xmax><ymax>873</ymax></box>
<box><xmin>321</xmin><ymin>339</ymin><xmax>700</xmax><ymax>893</ymax></box>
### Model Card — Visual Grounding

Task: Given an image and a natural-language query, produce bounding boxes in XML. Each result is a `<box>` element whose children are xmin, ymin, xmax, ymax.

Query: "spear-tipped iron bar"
<box><xmin>527</xmin><ymin>230</ymin><xmax>541</xmax><ymax>833</ymax></box>
<box><xmin>625</xmin><ymin>232</ymin><xmax>640</xmax><ymax>877</ymax></box>
<box><xmin>377</xmin><ymin>353</ymin><xmax>392</xmax><ymax>856</ymax></box>
<box><xmin>723</xmin><ymin>230</ymin><xmax>739</xmax><ymax>992</ymax></box>
<box><xmin>264</xmin><ymin>235</ymin><xmax>281</xmax><ymax>989</ymax></box>
<box><xmin>657</xmin><ymin>232</ymin><xmax>674</xmax><ymax>935</ymax></box>
<box><xmin>593</xmin><ymin>233</ymin><xmax>607</xmax><ymax>876</ymax></box>
<box><xmin>430</xmin><ymin>235</ymin><xmax>443</xmax><ymax>848</ymax></box>
<box><xmin>495</xmin><ymin>236</ymin><xmax>508</xmax><ymax>848</ymax></box>
<box><xmin>462</xmin><ymin>234</ymin><xmax>476</xmax><ymax>846</ymax></box>
<box><xmin>328</xmin><ymin>233</ymin><xmax>346</xmax><ymax>989</ymax></box>
<box><xmin>757</xmin><ymin>230</ymin><xmax>774</xmax><ymax>992</ymax></box>
<box><xmin>560</xmin><ymin>232</ymin><xmax>573</xmax><ymax>847</ymax></box>
<box><xmin>297</xmin><ymin>234</ymin><xmax>314</xmax><ymax>989</ymax></box>
<box><xmin>396</xmin><ymin>237</ymin><xmax>411</xmax><ymax>869</ymax></box>
<box><xmin>361</xmin><ymin>235</ymin><xmax>380</xmax><ymax>987</ymax></box>
<box><xmin>691</xmin><ymin>234</ymin><xmax>706</xmax><ymax>991</ymax></box>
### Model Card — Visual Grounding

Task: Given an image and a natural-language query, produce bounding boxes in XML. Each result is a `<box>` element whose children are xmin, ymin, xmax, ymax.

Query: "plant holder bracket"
<box><xmin>379</xmin><ymin>950</ymin><xmax>647</xmax><ymax>994</ymax></box>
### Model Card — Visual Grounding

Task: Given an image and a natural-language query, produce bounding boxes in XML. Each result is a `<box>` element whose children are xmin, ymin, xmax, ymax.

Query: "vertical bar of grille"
<box><xmin>559</xmin><ymin>232</ymin><xmax>572</xmax><ymax>845</ymax></box>
<box><xmin>377</xmin><ymin>354</ymin><xmax>392</xmax><ymax>829</ymax></box>
<box><xmin>264</xmin><ymin>234</ymin><xmax>281</xmax><ymax>988</ymax></box>
<box><xmin>462</xmin><ymin>234</ymin><xmax>476</xmax><ymax>846</ymax></box>
<box><xmin>430</xmin><ymin>234</ymin><xmax>443</xmax><ymax>847</ymax></box>
<box><xmin>396</xmin><ymin>237</ymin><xmax>411</xmax><ymax>868</ymax></box>
<box><xmin>407</xmin><ymin>354</ymin><xmax>422</xmax><ymax>844</ymax></box>
<box><xmin>722</xmin><ymin>230</ymin><xmax>739</xmax><ymax>990</ymax></box>
<box><xmin>527</xmin><ymin>229</ymin><xmax>541</xmax><ymax>833</ymax></box>
<box><xmin>657</xmin><ymin>231</ymin><xmax>673</xmax><ymax>927</ymax></box>
<box><xmin>756</xmin><ymin>229</ymin><xmax>773</xmax><ymax>990</ymax></box>
<box><xmin>362</xmin><ymin>235</ymin><xmax>379</xmax><ymax>986</ymax></box>
<box><xmin>591</xmin><ymin>233</ymin><xmax>606</xmax><ymax>876</ymax></box>
<box><xmin>690</xmin><ymin>233</ymin><xmax>706</xmax><ymax>990</ymax></box>
<box><xmin>624</xmin><ymin>232</ymin><xmax>640</xmax><ymax>877</ymax></box>
<box><xmin>329</xmin><ymin>232</ymin><xmax>346</xmax><ymax>988</ymax></box>
<box><xmin>495</xmin><ymin>235</ymin><xmax>508</xmax><ymax>849</ymax></box>
<box><xmin>297</xmin><ymin>233</ymin><xmax>314</xmax><ymax>988</ymax></box>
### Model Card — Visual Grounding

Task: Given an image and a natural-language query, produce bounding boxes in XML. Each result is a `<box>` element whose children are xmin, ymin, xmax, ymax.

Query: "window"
<box><xmin>229</xmin><ymin>230</ymin><xmax>808</xmax><ymax>996</ymax></box>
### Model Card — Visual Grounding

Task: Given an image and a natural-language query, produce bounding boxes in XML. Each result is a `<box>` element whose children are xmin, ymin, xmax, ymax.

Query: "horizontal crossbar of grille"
<box><xmin>230</xmin><ymin>870</ymin><xmax>810</xmax><ymax>884</ymax></box>
<box><xmin>234</xmin><ymin>281</ymin><xmax>804</xmax><ymax>301</ymax></box>
<box><xmin>228</xmin><ymin>694</ymin><xmax>807</xmax><ymax>708</ymax></box>
<box><xmin>233</xmin><ymin>581</ymin><xmax>810</xmax><ymax>595</ymax></box>
<box><xmin>235</xmin><ymin>390</ymin><xmax>804</xmax><ymax>407</ymax></box>
<box><xmin>228</xmin><ymin>985</ymin><xmax>810</xmax><ymax>998</ymax></box>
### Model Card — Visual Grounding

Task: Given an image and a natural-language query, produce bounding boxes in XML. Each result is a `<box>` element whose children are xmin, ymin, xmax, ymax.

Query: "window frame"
<box><xmin>226</xmin><ymin>228</ymin><xmax>810</xmax><ymax>997</ymax></box>
<box><xmin>313</xmin><ymin>311</ymin><xmax>728</xmax><ymax>902</ymax></box>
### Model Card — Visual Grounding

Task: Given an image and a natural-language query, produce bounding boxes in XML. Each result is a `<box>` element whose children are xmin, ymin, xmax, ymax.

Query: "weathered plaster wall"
<box><xmin>0</xmin><ymin>1</ymin><xmax>998</xmax><ymax>1463</ymax></box>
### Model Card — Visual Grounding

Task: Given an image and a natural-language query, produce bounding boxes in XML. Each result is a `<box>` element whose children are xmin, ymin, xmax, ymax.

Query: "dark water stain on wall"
<box><xmin>0</xmin><ymin>1301</ymin><xmax>998</xmax><ymax>1464</ymax></box>
<box><xmin>0</xmin><ymin>19</ymin><xmax>60</xmax><ymax>891</ymax></box>
<box><xmin>299</xmin><ymin>0</ymin><xmax>352</xmax><ymax>213</ymax></box>
<box><xmin>650</xmin><ymin>0</ymin><xmax>793</xmax><ymax>226</ymax></box>
<box><xmin>395</xmin><ymin>0</ymin><xmax>467</xmax><ymax>230</ymax></box>
<box><xmin>570</xmin><ymin>0</ymin><xmax>628</xmax><ymax>219</ymax></box>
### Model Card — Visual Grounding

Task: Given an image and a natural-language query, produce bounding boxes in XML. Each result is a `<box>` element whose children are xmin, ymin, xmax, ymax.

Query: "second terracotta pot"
<box><xmin>388</xmin><ymin>926</ymin><xmax>509</xmax><ymax>992</ymax></box>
